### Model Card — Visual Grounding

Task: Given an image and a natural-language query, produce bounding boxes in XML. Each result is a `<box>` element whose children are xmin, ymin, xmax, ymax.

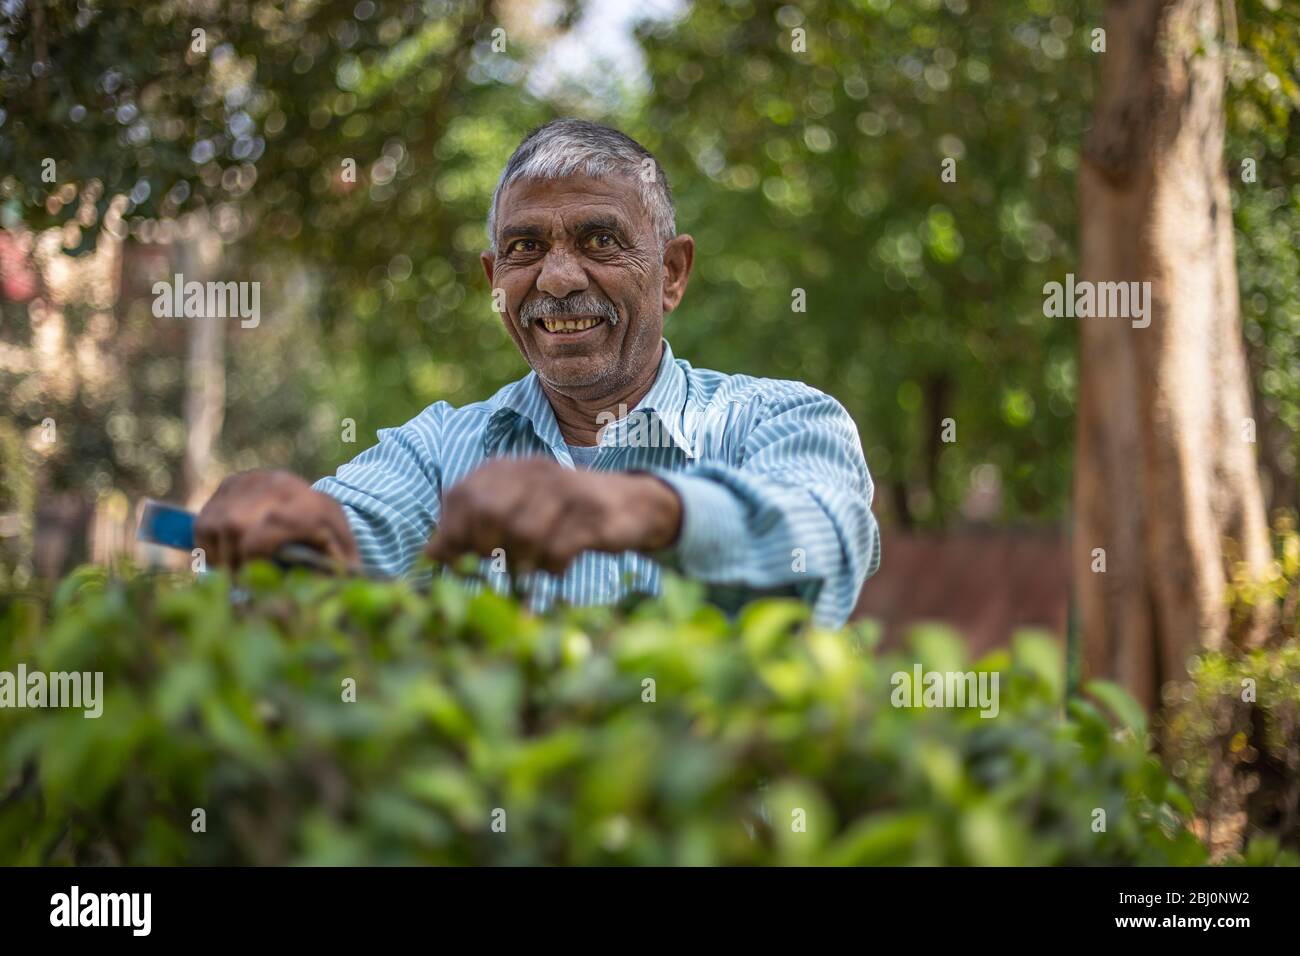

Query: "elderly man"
<box><xmin>196</xmin><ymin>119</ymin><xmax>880</xmax><ymax>627</ymax></box>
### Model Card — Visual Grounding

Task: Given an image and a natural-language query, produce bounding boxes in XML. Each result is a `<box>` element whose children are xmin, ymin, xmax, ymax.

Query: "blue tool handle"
<box><xmin>137</xmin><ymin>500</ymin><xmax>196</xmax><ymax>550</ymax></box>
<box><xmin>136</xmin><ymin>498</ymin><xmax>385</xmax><ymax>579</ymax></box>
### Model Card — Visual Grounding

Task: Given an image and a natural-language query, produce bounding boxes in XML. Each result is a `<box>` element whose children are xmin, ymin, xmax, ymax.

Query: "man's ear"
<box><xmin>661</xmin><ymin>234</ymin><xmax>695</xmax><ymax>314</ymax></box>
<box><xmin>481</xmin><ymin>250</ymin><xmax>495</xmax><ymax>285</ymax></box>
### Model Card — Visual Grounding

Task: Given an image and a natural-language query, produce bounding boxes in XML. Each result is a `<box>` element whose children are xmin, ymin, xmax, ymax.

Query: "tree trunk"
<box><xmin>1075</xmin><ymin>0</ymin><xmax>1272</xmax><ymax>711</ymax></box>
<box><xmin>180</xmin><ymin>226</ymin><xmax>226</xmax><ymax>508</ymax></box>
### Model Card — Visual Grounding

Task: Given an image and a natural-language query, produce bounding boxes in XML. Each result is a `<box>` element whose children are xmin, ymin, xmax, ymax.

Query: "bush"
<box><xmin>0</xmin><ymin>564</ymin><xmax>1207</xmax><ymax>865</ymax></box>
<box><xmin>1166</xmin><ymin>510</ymin><xmax>1300</xmax><ymax>864</ymax></box>
<box><xmin>1164</xmin><ymin>644</ymin><xmax>1300</xmax><ymax>865</ymax></box>
<box><xmin>0</xmin><ymin>421</ymin><xmax>35</xmax><ymax>591</ymax></box>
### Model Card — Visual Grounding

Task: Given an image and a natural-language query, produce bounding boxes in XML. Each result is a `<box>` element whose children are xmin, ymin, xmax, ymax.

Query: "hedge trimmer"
<box><xmin>138</xmin><ymin>500</ymin><xmax>800</xmax><ymax>610</ymax></box>
<box><xmin>136</xmin><ymin>499</ymin><xmax>519</xmax><ymax>595</ymax></box>
<box><xmin>136</xmin><ymin>499</ymin><xmax>390</xmax><ymax>579</ymax></box>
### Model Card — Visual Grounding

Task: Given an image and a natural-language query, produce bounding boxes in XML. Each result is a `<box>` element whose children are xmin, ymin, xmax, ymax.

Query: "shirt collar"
<box><xmin>484</xmin><ymin>338</ymin><xmax>692</xmax><ymax>457</ymax></box>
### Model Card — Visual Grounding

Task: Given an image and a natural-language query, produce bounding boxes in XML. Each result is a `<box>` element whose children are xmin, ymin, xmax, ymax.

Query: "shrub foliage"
<box><xmin>0</xmin><ymin>564</ymin><xmax>1206</xmax><ymax>865</ymax></box>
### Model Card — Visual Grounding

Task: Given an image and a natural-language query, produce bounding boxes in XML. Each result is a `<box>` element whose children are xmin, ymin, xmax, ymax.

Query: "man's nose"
<box><xmin>535</xmin><ymin>246</ymin><xmax>589</xmax><ymax>300</ymax></box>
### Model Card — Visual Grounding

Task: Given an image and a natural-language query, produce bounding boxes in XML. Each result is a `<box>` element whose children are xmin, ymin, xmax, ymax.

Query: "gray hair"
<box><xmin>486</xmin><ymin>118</ymin><xmax>676</xmax><ymax>248</ymax></box>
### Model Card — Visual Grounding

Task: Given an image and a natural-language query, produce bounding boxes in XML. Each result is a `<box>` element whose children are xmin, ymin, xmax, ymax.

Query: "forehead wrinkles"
<box><xmin>544</xmin><ymin>205</ymin><xmax>625</xmax><ymax>240</ymax></box>
<box><xmin>506</xmin><ymin>201</ymin><xmax>629</xmax><ymax>237</ymax></box>
<box><xmin>498</xmin><ymin>177</ymin><xmax>646</xmax><ymax>240</ymax></box>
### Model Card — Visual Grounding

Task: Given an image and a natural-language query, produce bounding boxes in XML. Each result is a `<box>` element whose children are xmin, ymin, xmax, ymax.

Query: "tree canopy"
<box><xmin>1</xmin><ymin>0</ymin><xmax>1296</xmax><ymax>527</ymax></box>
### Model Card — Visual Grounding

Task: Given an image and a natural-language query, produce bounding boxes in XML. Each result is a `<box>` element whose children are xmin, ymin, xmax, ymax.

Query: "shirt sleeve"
<box><xmin>311</xmin><ymin>409</ymin><xmax>445</xmax><ymax>579</ymax></box>
<box><xmin>646</xmin><ymin>384</ymin><xmax>881</xmax><ymax>628</ymax></box>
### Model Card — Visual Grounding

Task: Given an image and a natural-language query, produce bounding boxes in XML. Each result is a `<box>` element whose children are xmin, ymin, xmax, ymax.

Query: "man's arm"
<box><xmin>423</xmin><ymin>457</ymin><xmax>679</xmax><ymax>575</ymax></box>
<box><xmin>421</xmin><ymin>385</ymin><xmax>879</xmax><ymax>627</ymax></box>
<box><xmin>311</xmin><ymin>417</ymin><xmax>444</xmax><ymax>578</ymax></box>
<box><xmin>194</xmin><ymin>470</ymin><xmax>360</xmax><ymax>570</ymax></box>
<box><xmin>194</xmin><ymin>413</ymin><xmax>443</xmax><ymax>574</ymax></box>
<box><xmin>646</xmin><ymin>384</ymin><xmax>880</xmax><ymax>628</ymax></box>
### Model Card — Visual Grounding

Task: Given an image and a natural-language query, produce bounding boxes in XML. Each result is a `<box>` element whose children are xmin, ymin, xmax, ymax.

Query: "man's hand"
<box><xmin>425</xmin><ymin>457</ymin><xmax>682</xmax><ymax>576</ymax></box>
<box><xmin>195</xmin><ymin>469</ymin><xmax>360</xmax><ymax>570</ymax></box>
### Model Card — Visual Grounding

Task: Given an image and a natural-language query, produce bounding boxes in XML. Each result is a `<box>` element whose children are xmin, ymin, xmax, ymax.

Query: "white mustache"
<box><xmin>519</xmin><ymin>294</ymin><xmax>619</xmax><ymax>327</ymax></box>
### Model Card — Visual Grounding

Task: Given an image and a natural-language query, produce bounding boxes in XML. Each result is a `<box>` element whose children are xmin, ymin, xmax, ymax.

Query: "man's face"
<box><xmin>482</xmin><ymin>172</ymin><xmax>691</xmax><ymax>400</ymax></box>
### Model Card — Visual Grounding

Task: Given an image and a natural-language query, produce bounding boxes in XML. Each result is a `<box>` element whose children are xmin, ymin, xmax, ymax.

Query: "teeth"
<box><xmin>541</xmin><ymin>316</ymin><xmax>602</xmax><ymax>333</ymax></box>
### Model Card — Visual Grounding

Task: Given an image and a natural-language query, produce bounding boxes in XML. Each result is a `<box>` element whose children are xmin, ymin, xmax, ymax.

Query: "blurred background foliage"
<box><xmin>0</xmin><ymin>0</ymin><xmax>1297</xmax><ymax>532</ymax></box>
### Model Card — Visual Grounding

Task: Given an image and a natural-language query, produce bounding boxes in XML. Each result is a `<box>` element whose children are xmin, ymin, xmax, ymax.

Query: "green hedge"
<box><xmin>0</xmin><ymin>564</ymin><xmax>1208</xmax><ymax>865</ymax></box>
<box><xmin>1164</xmin><ymin>641</ymin><xmax>1300</xmax><ymax>863</ymax></box>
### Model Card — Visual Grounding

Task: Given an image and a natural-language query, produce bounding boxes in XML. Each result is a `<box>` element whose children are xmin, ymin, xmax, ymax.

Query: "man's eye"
<box><xmin>508</xmin><ymin>239</ymin><xmax>541</xmax><ymax>254</ymax></box>
<box><xmin>585</xmin><ymin>232</ymin><xmax>616</xmax><ymax>250</ymax></box>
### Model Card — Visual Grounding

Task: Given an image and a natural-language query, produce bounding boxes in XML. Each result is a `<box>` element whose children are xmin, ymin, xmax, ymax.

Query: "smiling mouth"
<box><xmin>536</xmin><ymin>315</ymin><xmax>606</xmax><ymax>335</ymax></box>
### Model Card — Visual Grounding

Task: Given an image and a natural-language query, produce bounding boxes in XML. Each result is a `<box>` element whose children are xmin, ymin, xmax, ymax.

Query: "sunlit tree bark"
<box><xmin>1075</xmin><ymin>0</ymin><xmax>1272</xmax><ymax>710</ymax></box>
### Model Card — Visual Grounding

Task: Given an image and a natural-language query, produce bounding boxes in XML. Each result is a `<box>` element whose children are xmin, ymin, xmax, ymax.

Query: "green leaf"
<box><xmin>1085</xmin><ymin>680</ymin><xmax>1148</xmax><ymax>738</ymax></box>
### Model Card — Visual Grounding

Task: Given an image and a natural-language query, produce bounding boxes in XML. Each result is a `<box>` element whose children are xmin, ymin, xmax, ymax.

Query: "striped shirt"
<box><xmin>313</xmin><ymin>339</ymin><xmax>880</xmax><ymax>627</ymax></box>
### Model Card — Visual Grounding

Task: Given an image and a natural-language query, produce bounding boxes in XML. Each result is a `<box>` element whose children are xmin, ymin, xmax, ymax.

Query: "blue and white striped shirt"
<box><xmin>313</xmin><ymin>339</ymin><xmax>880</xmax><ymax>627</ymax></box>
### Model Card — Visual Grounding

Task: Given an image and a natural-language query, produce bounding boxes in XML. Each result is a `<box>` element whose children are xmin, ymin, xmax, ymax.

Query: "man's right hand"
<box><xmin>194</xmin><ymin>469</ymin><xmax>360</xmax><ymax>570</ymax></box>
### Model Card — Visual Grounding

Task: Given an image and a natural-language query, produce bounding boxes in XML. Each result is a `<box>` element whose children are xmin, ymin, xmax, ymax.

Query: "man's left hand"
<box><xmin>424</xmin><ymin>456</ymin><xmax>682</xmax><ymax>576</ymax></box>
